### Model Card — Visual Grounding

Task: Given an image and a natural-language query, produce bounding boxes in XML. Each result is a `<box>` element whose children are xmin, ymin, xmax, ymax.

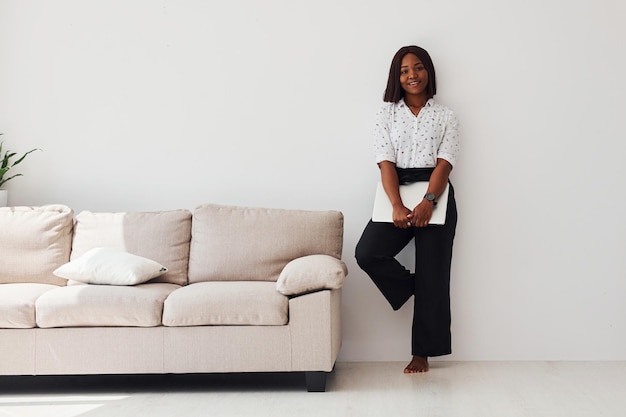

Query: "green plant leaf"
<box><xmin>9</xmin><ymin>148</ymin><xmax>39</xmax><ymax>167</ymax></box>
<box><xmin>0</xmin><ymin>139</ymin><xmax>41</xmax><ymax>188</ymax></box>
<box><xmin>0</xmin><ymin>173</ymin><xmax>23</xmax><ymax>188</ymax></box>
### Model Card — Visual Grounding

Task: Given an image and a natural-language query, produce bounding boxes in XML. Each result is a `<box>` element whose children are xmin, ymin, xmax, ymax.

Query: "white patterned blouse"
<box><xmin>373</xmin><ymin>98</ymin><xmax>460</xmax><ymax>169</ymax></box>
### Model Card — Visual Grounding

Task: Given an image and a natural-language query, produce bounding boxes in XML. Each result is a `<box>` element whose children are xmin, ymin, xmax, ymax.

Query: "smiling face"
<box><xmin>399</xmin><ymin>53</ymin><xmax>429</xmax><ymax>98</ymax></box>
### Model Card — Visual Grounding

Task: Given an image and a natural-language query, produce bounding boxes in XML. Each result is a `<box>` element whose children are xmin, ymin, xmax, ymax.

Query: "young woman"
<box><xmin>355</xmin><ymin>45</ymin><xmax>460</xmax><ymax>373</ymax></box>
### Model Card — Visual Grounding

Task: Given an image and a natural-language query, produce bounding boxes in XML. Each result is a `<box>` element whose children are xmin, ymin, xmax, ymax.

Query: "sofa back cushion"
<box><xmin>71</xmin><ymin>210</ymin><xmax>192</xmax><ymax>285</ymax></box>
<box><xmin>0</xmin><ymin>205</ymin><xmax>73</xmax><ymax>285</ymax></box>
<box><xmin>188</xmin><ymin>204</ymin><xmax>344</xmax><ymax>283</ymax></box>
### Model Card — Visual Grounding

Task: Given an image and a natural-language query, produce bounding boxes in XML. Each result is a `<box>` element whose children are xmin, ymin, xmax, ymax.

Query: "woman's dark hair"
<box><xmin>383</xmin><ymin>45</ymin><xmax>437</xmax><ymax>103</ymax></box>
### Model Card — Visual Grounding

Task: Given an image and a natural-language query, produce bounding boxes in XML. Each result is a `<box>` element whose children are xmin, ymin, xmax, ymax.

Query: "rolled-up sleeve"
<box><xmin>373</xmin><ymin>105</ymin><xmax>396</xmax><ymax>164</ymax></box>
<box><xmin>436</xmin><ymin>110</ymin><xmax>460</xmax><ymax>167</ymax></box>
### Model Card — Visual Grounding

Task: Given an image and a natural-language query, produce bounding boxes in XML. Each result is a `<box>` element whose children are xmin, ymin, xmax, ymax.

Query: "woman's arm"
<box><xmin>379</xmin><ymin>160</ymin><xmax>412</xmax><ymax>229</ymax></box>
<box><xmin>409</xmin><ymin>158</ymin><xmax>453</xmax><ymax>227</ymax></box>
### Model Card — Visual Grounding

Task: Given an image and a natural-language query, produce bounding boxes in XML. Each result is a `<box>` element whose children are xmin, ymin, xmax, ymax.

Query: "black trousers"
<box><xmin>355</xmin><ymin>184</ymin><xmax>457</xmax><ymax>357</ymax></box>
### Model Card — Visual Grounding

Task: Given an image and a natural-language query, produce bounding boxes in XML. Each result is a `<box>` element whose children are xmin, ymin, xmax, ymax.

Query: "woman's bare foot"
<box><xmin>404</xmin><ymin>356</ymin><xmax>429</xmax><ymax>373</ymax></box>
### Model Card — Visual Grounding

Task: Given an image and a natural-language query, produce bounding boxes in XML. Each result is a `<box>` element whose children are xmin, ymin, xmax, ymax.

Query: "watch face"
<box><xmin>425</xmin><ymin>192</ymin><xmax>435</xmax><ymax>201</ymax></box>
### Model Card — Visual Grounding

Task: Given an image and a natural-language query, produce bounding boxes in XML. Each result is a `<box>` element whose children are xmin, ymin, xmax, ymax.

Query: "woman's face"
<box><xmin>399</xmin><ymin>53</ymin><xmax>429</xmax><ymax>97</ymax></box>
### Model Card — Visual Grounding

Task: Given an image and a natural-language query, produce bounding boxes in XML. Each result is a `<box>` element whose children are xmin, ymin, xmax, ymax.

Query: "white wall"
<box><xmin>1</xmin><ymin>0</ymin><xmax>625</xmax><ymax>361</ymax></box>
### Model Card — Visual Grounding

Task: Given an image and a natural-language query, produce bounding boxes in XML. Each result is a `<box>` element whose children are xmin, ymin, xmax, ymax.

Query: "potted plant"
<box><xmin>0</xmin><ymin>134</ymin><xmax>40</xmax><ymax>207</ymax></box>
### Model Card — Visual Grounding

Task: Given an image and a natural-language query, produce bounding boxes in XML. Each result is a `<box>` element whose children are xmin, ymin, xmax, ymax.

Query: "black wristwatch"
<box><xmin>424</xmin><ymin>192</ymin><xmax>437</xmax><ymax>206</ymax></box>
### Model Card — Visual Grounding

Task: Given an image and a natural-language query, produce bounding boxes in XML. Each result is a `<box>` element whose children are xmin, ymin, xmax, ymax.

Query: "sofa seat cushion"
<box><xmin>35</xmin><ymin>283</ymin><xmax>180</xmax><ymax>328</ymax></box>
<box><xmin>163</xmin><ymin>281</ymin><xmax>288</xmax><ymax>326</ymax></box>
<box><xmin>0</xmin><ymin>283</ymin><xmax>59</xmax><ymax>328</ymax></box>
<box><xmin>0</xmin><ymin>205</ymin><xmax>74</xmax><ymax>285</ymax></box>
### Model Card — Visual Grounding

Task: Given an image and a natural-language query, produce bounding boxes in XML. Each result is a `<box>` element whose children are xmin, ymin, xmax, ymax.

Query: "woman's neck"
<box><xmin>404</xmin><ymin>94</ymin><xmax>429</xmax><ymax>108</ymax></box>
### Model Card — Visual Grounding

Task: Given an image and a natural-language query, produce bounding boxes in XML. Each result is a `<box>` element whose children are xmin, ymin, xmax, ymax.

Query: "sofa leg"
<box><xmin>305</xmin><ymin>371</ymin><xmax>327</xmax><ymax>392</ymax></box>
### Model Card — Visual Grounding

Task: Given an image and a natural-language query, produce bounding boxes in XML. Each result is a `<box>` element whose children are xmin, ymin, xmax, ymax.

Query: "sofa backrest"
<box><xmin>71</xmin><ymin>209</ymin><xmax>192</xmax><ymax>285</ymax></box>
<box><xmin>188</xmin><ymin>204</ymin><xmax>344</xmax><ymax>284</ymax></box>
<box><xmin>0</xmin><ymin>205</ymin><xmax>74</xmax><ymax>285</ymax></box>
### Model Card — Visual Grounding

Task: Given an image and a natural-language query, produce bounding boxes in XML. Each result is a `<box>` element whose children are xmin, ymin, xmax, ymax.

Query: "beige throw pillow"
<box><xmin>53</xmin><ymin>247</ymin><xmax>168</xmax><ymax>285</ymax></box>
<box><xmin>276</xmin><ymin>254</ymin><xmax>346</xmax><ymax>296</ymax></box>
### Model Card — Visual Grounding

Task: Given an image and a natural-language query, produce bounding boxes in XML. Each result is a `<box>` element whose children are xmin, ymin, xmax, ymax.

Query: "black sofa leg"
<box><xmin>305</xmin><ymin>371</ymin><xmax>327</xmax><ymax>392</ymax></box>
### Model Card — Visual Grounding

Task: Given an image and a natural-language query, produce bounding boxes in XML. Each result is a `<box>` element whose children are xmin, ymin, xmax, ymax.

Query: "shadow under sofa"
<box><xmin>0</xmin><ymin>203</ymin><xmax>347</xmax><ymax>392</ymax></box>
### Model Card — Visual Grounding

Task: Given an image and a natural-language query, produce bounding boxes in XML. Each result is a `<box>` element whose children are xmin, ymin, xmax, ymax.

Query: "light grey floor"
<box><xmin>1</xmin><ymin>361</ymin><xmax>625</xmax><ymax>417</ymax></box>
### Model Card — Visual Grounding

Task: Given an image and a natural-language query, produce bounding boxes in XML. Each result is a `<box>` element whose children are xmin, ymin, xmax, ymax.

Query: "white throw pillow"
<box><xmin>53</xmin><ymin>247</ymin><xmax>168</xmax><ymax>285</ymax></box>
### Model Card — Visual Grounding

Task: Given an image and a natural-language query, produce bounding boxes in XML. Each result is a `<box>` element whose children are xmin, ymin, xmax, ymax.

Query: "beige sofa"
<box><xmin>0</xmin><ymin>204</ymin><xmax>346</xmax><ymax>392</ymax></box>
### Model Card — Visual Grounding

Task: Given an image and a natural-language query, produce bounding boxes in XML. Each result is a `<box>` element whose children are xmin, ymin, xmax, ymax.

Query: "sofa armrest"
<box><xmin>276</xmin><ymin>255</ymin><xmax>347</xmax><ymax>296</ymax></box>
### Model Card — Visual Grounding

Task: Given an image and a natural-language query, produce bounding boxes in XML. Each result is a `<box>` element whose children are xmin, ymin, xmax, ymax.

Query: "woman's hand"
<box><xmin>379</xmin><ymin>161</ymin><xmax>412</xmax><ymax>229</ymax></box>
<box><xmin>408</xmin><ymin>158</ymin><xmax>452</xmax><ymax>227</ymax></box>
<box><xmin>409</xmin><ymin>200</ymin><xmax>434</xmax><ymax>228</ymax></box>
<box><xmin>392</xmin><ymin>203</ymin><xmax>413</xmax><ymax>229</ymax></box>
